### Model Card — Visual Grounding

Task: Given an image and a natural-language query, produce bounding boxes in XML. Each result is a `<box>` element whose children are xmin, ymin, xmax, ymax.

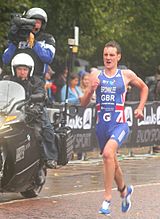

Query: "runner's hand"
<box><xmin>89</xmin><ymin>73</ymin><xmax>100</xmax><ymax>91</ymax></box>
<box><xmin>134</xmin><ymin>108</ymin><xmax>144</xmax><ymax>119</ymax></box>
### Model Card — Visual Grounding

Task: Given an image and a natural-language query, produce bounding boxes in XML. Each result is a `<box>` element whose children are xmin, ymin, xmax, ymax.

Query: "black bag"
<box><xmin>55</xmin><ymin>126</ymin><xmax>74</xmax><ymax>165</ymax></box>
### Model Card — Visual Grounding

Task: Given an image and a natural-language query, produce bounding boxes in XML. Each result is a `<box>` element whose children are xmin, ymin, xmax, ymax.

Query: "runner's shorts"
<box><xmin>96</xmin><ymin>122</ymin><xmax>130</xmax><ymax>153</ymax></box>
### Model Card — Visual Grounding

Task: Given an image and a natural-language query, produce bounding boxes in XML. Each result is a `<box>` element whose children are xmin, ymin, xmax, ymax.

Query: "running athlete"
<box><xmin>80</xmin><ymin>41</ymin><xmax>148</xmax><ymax>216</ymax></box>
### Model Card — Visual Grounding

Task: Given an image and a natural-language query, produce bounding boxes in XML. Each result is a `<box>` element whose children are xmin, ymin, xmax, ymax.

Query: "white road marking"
<box><xmin>0</xmin><ymin>182</ymin><xmax>160</xmax><ymax>205</ymax></box>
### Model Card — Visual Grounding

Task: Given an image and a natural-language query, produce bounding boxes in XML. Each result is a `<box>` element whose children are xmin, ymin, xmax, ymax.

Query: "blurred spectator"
<box><xmin>126</xmin><ymin>85</ymin><xmax>132</xmax><ymax>101</ymax></box>
<box><xmin>44</xmin><ymin>66</ymin><xmax>57</xmax><ymax>106</ymax></box>
<box><xmin>145</xmin><ymin>76</ymin><xmax>156</xmax><ymax>101</ymax></box>
<box><xmin>77</xmin><ymin>69</ymin><xmax>87</xmax><ymax>86</ymax></box>
<box><xmin>55</xmin><ymin>67</ymin><xmax>68</xmax><ymax>102</ymax></box>
<box><xmin>78</xmin><ymin>69</ymin><xmax>86</xmax><ymax>78</ymax></box>
<box><xmin>152</xmin><ymin>66</ymin><xmax>160</xmax><ymax>153</ymax></box>
<box><xmin>154</xmin><ymin>66</ymin><xmax>160</xmax><ymax>100</ymax></box>
<box><xmin>80</xmin><ymin>72</ymin><xmax>90</xmax><ymax>92</ymax></box>
<box><xmin>61</xmin><ymin>73</ymin><xmax>83</xmax><ymax>104</ymax></box>
<box><xmin>80</xmin><ymin>72</ymin><xmax>96</xmax><ymax>102</ymax></box>
<box><xmin>90</xmin><ymin>67</ymin><xmax>99</xmax><ymax>74</ymax></box>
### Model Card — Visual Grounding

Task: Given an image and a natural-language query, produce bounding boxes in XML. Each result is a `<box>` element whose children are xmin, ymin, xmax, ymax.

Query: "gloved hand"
<box><xmin>8</xmin><ymin>23</ymin><xmax>33</xmax><ymax>44</ymax></box>
<box><xmin>17</xmin><ymin>23</ymin><xmax>34</xmax><ymax>42</ymax></box>
<box><xmin>21</xmin><ymin>23</ymin><xmax>34</xmax><ymax>32</ymax></box>
<box><xmin>8</xmin><ymin>24</ymin><xmax>20</xmax><ymax>45</ymax></box>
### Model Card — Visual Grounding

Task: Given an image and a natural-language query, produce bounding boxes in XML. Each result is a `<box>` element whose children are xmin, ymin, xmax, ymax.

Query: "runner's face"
<box><xmin>103</xmin><ymin>46</ymin><xmax>121</xmax><ymax>70</ymax></box>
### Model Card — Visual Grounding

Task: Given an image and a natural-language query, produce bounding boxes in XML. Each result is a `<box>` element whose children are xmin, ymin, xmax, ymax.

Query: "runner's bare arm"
<box><xmin>124</xmin><ymin>70</ymin><xmax>148</xmax><ymax>119</ymax></box>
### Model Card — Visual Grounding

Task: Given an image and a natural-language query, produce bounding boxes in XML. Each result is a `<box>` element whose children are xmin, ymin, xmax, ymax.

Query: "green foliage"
<box><xmin>0</xmin><ymin>0</ymin><xmax>32</xmax><ymax>59</ymax></box>
<box><xmin>1</xmin><ymin>0</ymin><xmax>160</xmax><ymax>76</ymax></box>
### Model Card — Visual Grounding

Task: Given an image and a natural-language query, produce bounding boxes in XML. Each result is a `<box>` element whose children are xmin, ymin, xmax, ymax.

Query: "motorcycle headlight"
<box><xmin>0</xmin><ymin>116</ymin><xmax>5</xmax><ymax>128</ymax></box>
<box><xmin>5</xmin><ymin>115</ymin><xmax>17</xmax><ymax>123</ymax></box>
<box><xmin>0</xmin><ymin>115</ymin><xmax>17</xmax><ymax>131</ymax></box>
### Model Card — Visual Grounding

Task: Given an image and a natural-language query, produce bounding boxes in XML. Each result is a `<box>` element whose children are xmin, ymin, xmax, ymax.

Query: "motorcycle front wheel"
<box><xmin>20</xmin><ymin>166</ymin><xmax>47</xmax><ymax>198</ymax></box>
<box><xmin>20</xmin><ymin>184</ymin><xmax>43</xmax><ymax>198</ymax></box>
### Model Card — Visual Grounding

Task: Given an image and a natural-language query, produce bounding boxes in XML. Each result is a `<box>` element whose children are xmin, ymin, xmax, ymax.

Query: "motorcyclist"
<box><xmin>2</xmin><ymin>8</ymin><xmax>58</xmax><ymax>169</ymax></box>
<box><xmin>10</xmin><ymin>53</ymin><xmax>58</xmax><ymax>168</ymax></box>
<box><xmin>2</xmin><ymin>7</ymin><xmax>55</xmax><ymax>77</ymax></box>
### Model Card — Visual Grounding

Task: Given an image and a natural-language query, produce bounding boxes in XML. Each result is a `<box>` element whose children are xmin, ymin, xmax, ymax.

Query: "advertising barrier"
<box><xmin>124</xmin><ymin>101</ymin><xmax>160</xmax><ymax>147</ymax></box>
<box><xmin>47</xmin><ymin>103</ymin><xmax>97</xmax><ymax>153</ymax></box>
<box><xmin>47</xmin><ymin>101</ymin><xmax>160</xmax><ymax>152</ymax></box>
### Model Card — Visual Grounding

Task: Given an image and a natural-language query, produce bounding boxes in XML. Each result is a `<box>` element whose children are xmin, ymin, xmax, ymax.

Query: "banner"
<box><xmin>47</xmin><ymin>101</ymin><xmax>160</xmax><ymax>152</ymax></box>
<box><xmin>123</xmin><ymin>101</ymin><xmax>160</xmax><ymax>147</ymax></box>
<box><xmin>47</xmin><ymin>103</ymin><xmax>97</xmax><ymax>152</ymax></box>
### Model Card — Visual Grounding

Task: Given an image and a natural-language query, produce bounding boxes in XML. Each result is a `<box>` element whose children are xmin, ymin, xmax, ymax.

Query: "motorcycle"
<box><xmin>0</xmin><ymin>80</ymin><xmax>47</xmax><ymax>198</ymax></box>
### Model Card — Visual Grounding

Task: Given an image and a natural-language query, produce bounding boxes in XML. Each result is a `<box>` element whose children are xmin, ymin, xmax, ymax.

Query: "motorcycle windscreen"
<box><xmin>0</xmin><ymin>80</ymin><xmax>25</xmax><ymax>113</ymax></box>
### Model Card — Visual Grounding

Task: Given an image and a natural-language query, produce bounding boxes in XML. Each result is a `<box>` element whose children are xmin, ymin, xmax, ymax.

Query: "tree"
<box><xmin>1</xmin><ymin>0</ymin><xmax>160</xmax><ymax>77</ymax></box>
<box><xmin>0</xmin><ymin>0</ymin><xmax>32</xmax><ymax>64</ymax></box>
<box><xmin>43</xmin><ymin>0</ymin><xmax>160</xmax><ymax>76</ymax></box>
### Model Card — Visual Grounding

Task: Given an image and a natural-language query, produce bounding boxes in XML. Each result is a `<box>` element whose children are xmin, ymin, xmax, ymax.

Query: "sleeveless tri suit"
<box><xmin>96</xmin><ymin>69</ymin><xmax>130</xmax><ymax>152</ymax></box>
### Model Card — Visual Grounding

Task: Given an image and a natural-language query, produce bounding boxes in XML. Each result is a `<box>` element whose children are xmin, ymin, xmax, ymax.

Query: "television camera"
<box><xmin>9</xmin><ymin>13</ymin><xmax>36</xmax><ymax>43</ymax></box>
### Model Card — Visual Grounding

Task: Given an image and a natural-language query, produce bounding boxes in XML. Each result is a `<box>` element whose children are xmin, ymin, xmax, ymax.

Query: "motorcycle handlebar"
<box><xmin>16</xmin><ymin>100</ymin><xmax>29</xmax><ymax>111</ymax></box>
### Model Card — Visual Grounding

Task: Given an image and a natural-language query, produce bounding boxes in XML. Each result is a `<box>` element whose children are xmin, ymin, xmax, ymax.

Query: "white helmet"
<box><xmin>25</xmin><ymin>7</ymin><xmax>47</xmax><ymax>30</ymax></box>
<box><xmin>11</xmin><ymin>53</ymin><xmax>34</xmax><ymax>77</ymax></box>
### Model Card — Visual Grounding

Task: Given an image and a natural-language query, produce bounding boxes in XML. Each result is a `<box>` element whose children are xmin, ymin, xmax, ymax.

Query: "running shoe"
<box><xmin>121</xmin><ymin>185</ymin><xmax>134</xmax><ymax>213</ymax></box>
<box><xmin>99</xmin><ymin>200</ymin><xmax>111</xmax><ymax>216</ymax></box>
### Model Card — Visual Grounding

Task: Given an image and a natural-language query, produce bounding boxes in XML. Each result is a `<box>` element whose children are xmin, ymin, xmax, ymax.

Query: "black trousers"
<box><xmin>40</xmin><ymin>107</ymin><xmax>58</xmax><ymax>161</ymax></box>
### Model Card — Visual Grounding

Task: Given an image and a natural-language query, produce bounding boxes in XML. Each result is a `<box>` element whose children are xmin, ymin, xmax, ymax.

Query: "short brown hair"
<box><xmin>105</xmin><ymin>41</ymin><xmax>121</xmax><ymax>54</ymax></box>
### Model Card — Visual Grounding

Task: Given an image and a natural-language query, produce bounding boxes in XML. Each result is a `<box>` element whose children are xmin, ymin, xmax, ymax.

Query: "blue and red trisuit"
<box><xmin>96</xmin><ymin>69</ymin><xmax>130</xmax><ymax>153</ymax></box>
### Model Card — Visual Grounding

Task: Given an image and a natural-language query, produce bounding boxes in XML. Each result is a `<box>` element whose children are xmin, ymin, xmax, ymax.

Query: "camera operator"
<box><xmin>2</xmin><ymin>7</ymin><xmax>55</xmax><ymax>77</ymax></box>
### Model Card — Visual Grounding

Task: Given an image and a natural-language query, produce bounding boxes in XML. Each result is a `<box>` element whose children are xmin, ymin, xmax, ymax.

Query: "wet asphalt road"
<box><xmin>0</xmin><ymin>155</ymin><xmax>160</xmax><ymax>219</ymax></box>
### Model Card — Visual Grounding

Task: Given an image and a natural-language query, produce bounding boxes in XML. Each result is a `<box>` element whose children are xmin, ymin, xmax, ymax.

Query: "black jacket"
<box><xmin>11</xmin><ymin>76</ymin><xmax>46</xmax><ymax>118</ymax></box>
<box><xmin>11</xmin><ymin>75</ymin><xmax>45</xmax><ymax>99</ymax></box>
